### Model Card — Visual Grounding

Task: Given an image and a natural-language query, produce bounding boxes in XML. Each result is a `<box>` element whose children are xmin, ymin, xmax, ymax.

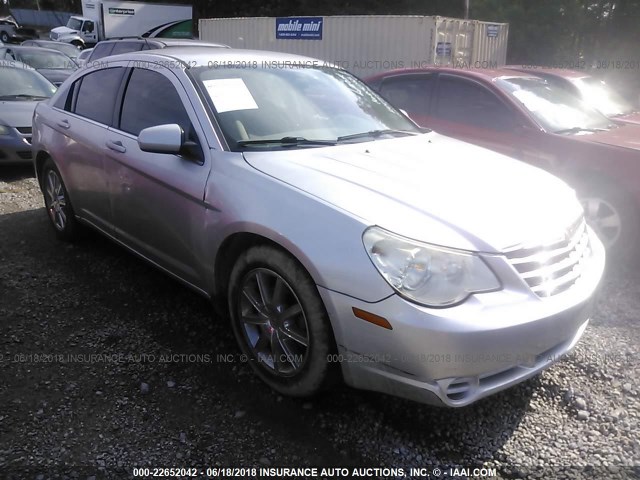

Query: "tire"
<box><xmin>576</xmin><ymin>179</ymin><xmax>639</xmax><ymax>261</ymax></box>
<box><xmin>0</xmin><ymin>31</ymin><xmax>9</xmax><ymax>43</ymax></box>
<box><xmin>41</xmin><ymin>158</ymin><xmax>80</xmax><ymax>241</ymax></box>
<box><xmin>71</xmin><ymin>40</ymin><xmax>84</xmax><ymax>49</ymax></box>
<box><xmin>228</xmin><ymin>245</ymin><xmax>338</xmax><ymax>397</ymax></box>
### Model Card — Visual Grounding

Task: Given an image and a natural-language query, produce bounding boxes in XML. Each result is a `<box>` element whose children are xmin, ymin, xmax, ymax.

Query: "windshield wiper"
<box><xmin>336</xmin><ymin>129</ymin><xmax>419</xmax><ymax>143</ymax></box>
<box><xmin>554</xmin><ymin>126</ymin><xmax>609</xmax><ymax>135</ymax></box>
<box><xmin>237</xmin><ymin>136</ymin><xmax>337</xmax><ymax>148</ymax></box>
<box><xmin>0</xmin><ymin>94</ymin><xmax>50</xmax><ymax>100</ymax></box>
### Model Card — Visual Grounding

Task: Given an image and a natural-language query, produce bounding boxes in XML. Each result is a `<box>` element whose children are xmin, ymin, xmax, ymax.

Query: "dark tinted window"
<box><xmin>87</xmin><ymin>42</ymin><xmax>113</xmax><ymax>62</ymax></box>
<box><xmin>74</xmin><ymin>67</ymin><xmax>124</xmax><ymax>124</ymax></box>
<box><xmin>53</xmin><ymin>84</ymin><xmax>72</xmax><ymax>110</ymax></box>
<box><xmin>120</xmin><ymin>68</ymin><xmax>192</xmax><ymax>137</ymax></box>
<box><xmin>379</xmin><ymin>75</ymin><xmax>434</xmax><ymax>117</ymax></box>
<box><xmin>111</xmin><ymin>41</ymin><xmax>145</xmax><ymax>55</ymax></box>
<box><xmin>436</xmin><ymin>76</ymin><xmax>515</xmax><ymax>130</ymax></box>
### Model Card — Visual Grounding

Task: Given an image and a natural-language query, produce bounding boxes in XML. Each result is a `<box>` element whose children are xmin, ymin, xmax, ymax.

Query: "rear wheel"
<box><xmin>41</xmin><ymin>158</ymin><xmax>80</xmax><ymax>241</ymax></box>
<box><xmin>0</xmin><ymin>31</ymin><xmax>9</xmax><ymax>43</ymax></box>
<box><xmin>228</xmin><ymin>245</ymin><xmax>337</xmax><ymax>397</ymax></box>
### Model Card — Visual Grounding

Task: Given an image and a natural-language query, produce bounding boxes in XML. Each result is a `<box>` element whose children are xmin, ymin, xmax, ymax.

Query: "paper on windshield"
<box><xmin>202</xmin><ymin>78</ymin><xmax>258</xmax><ymax>113</ymax></box>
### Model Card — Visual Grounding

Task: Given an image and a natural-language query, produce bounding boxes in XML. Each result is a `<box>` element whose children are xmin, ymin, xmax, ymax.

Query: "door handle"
<box><xmin>106</xmin><ymin>140</ymin><xmax>126</xmax><ymax>153</ymax></box>
<box><xmin>56</xmin><ymin>119</ymin><xmax>70</xmax><ymax>129</ymax></box>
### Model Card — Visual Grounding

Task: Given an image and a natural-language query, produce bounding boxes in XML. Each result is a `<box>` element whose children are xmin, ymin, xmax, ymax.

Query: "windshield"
<box><xmin>15</xmin><ymin>49</ymin><xmax>76</xmax><ymax>70</ymax></box>
<box><xmin>0</xmin><ymin>66</ymin><xmax>56</xmax><ymax>99</ymax></box>
<box><xmin>572</xmin><ymin>76</ymin><xmax>635</xmax><ymax>117</ymax></box>
<box><xmin>192</xmin><ymin>64</ymin><xmax>419</xmax><ymax>151</ymax></box>
<box><xmin>496</xmin><ymin>77</ymin><xmax>612</xmax><ymax>133</ymax></box>
<box><xmin>45</xmin><ymin>42</ymin><xmax>80</xmax><ymax>60</ymax></box>
<box><xmin>66</xmin><ymin>18</ymin><xmax>83</xmax><ymax>31</ymax></box>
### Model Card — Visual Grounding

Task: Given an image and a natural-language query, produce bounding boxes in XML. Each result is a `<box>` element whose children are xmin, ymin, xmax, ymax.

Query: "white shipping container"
<box><xmin>198</xmin><ymin>15</ymin><xmax>509</xmax><ymax>78</ymax></box>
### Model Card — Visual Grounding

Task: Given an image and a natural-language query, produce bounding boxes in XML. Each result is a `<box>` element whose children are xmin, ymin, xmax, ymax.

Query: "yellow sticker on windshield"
<box><xmin>203</xmin><ymin>78</ymin><xmax>258</xmax><ymax>113</ymax></box>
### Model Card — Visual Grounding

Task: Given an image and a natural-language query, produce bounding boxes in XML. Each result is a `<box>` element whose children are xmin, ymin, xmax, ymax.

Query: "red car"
<box><xmin>366</xmin><ymin>67</ymin><xmax>640</xmax><ymax>255</ymax></box>
<box><xmin>505</xmin><ymin>66</ymin><xmax>640</xmax><ymax>126</ymax></box>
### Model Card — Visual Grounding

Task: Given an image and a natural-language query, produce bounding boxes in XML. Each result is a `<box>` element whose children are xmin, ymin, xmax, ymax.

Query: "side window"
<box><xmin>74</xmin><ymin>67</ymin><xmax>124</xmax><ymax>125</ymax></box>
<box><xmin>379</xmin><ymin>75</ymin><xmax>434</xmax><ymax>117</ymax></box>
<box><xmin>436</xmin><ymin>76</ymin><xmax>515</xmax><ymax>130</ymax></box>
<box><xmin>119</xmin><ymin>68</ymin><xmax>194</xmax><ymax>139</ymax></box>
<box><xmin>53</xmin><ymin>83</ymin><xmax>74</xmax><ymax>110</ymax></box>
<box><xmin>111</xmin><ymin>41</ymin><xmax>144</xmax><ymax>55</ymax></box>
<box><xmin>83</xmin><ymin>21</ymin><xmax>95</xmax><ymax>33</ymax></box>
<box><xmin>87</xmin><ymin>42</ymin><xmax>113</xmax><ymax>62</ymax></box>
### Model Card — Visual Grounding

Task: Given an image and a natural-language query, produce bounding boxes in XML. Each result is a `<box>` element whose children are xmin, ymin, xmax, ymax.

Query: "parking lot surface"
<box><xmin>0</xmin><ymin>166</ymin><xmax>638</xmax><ymax>479</ymax></box>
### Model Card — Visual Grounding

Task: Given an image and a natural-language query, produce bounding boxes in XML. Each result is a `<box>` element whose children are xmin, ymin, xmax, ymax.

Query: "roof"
<box><xmin>2</xmin><ymin>45</ymin><xmax>67</xmax><ymax>54</ymax></box>
<box><xmin>365</xmin><ymin>66</ymin><xmax>541</xmax><ymax>82</ymax></box>
<box><xmin>107</xmin><ymin>47</ymin><xmax>329</xmax><ymax>69</ymax></box>
<box><xmin>97</xmin><ymin>37</ymin><xmax>229</xmax><ymax>49</ymax></box>
<box><xmin>504</xmin><ymin>65</ymin><xmax>589</xmax><ymax>80</ymax></box>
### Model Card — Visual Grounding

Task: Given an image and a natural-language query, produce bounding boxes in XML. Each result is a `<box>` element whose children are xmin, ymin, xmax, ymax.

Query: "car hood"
<box><xmin>243</xmin><ymin>132</ymin><xmax>583</xmax><ymax>253</ymax></box>
<box><xmin>51</xmin><ymin>26</ymin><xmax>77</xmax><ymax>35</ymax></box>
<box><xmin>572</xmin><ymin>123</ymin><xmax>640</xmax><ymax>150</ymax></box>
<box><xmin>37</xmin><ymin>69</ymin><xmax>74</xmax><ymax>85</ymax></box>
<box><xmin>613</xmin><ymin>111</ymin><xmax>640</xmax><ymax>126</ymax></box>
<box><xmin>0</xmin><ymin>100</ymin><xmax>39</xmax><ymax>128</ymax></box>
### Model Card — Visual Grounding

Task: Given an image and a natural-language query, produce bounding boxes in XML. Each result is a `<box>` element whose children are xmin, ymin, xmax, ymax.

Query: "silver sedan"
<box><xmin>32</xmin><ymin>48</ymin><xmax>605</xmax><ymax>407</ymax></box>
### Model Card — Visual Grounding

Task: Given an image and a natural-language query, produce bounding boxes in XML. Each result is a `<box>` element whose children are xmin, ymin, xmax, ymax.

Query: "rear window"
<box><xmin>110</xmin><ymin>41</ymin><xmax>145</xmax><ymax>56</ymax></box>
<box><xmin>87</xmin><ymin>42</ymin><xmax>114</xmax><ymax>62</ymax></box>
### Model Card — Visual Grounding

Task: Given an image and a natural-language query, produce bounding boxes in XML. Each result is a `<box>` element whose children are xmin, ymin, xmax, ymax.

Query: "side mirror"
<box><xmin>138</xmin><ymin>124</ymin><xmax>183</xmax><ymax>154</ymax></box>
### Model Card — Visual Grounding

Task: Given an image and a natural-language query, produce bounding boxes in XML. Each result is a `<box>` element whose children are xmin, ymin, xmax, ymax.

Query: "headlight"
<box><xmin>0</xmin><ymin>125</ymin><xmax>11</xmax><ymax>136</ymax></box>
<box><xmin>363</xmin><ymin>227</ymin><xmax>501</xmax><ymax>307</ymax></box>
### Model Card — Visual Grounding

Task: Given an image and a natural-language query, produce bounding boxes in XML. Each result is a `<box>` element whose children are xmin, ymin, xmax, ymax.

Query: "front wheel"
<box><xmin>576</xmin><ymin>180</ymin><xmax>639</xmax><ymax>260</ymax></box>
<box><xmin>228</xmin><ymin>245</ymin><xmax>338</xmax><ymax>397</ymax></box>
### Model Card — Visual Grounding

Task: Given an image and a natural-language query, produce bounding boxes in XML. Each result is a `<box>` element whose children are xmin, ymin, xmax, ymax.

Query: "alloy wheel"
<box><xmin>237</xmin><ymin>268</ymin><xmax>310</xmax><ymax>376</ymax></box>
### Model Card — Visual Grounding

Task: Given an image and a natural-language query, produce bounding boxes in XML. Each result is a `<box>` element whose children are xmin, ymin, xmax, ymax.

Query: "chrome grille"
<box><xmin>504</xmin><ymin>218</ymin><xmax>591</xmax><ymax>297</ymax></box>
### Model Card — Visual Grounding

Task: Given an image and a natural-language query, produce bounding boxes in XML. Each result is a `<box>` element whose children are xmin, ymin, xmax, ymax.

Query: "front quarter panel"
<box><xmin>202</xmin><ymin>151</ymin><xmax>395</xmax><ymax>304</ymax></box>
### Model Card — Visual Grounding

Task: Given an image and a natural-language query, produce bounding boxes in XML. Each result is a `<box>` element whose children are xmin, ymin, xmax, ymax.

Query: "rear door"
<box><xmin>104</xmin><ymin>64</ymin><xmax>210</xmax><ymax>288</ymax></box>
<box><xmin>49</xmin><ymin>63</ymin><xmax>128</xmax><ymax>234</ymax></box>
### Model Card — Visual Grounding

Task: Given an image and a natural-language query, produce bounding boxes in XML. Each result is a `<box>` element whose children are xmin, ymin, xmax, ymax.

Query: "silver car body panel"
<box><xmin>32</xmin><ymin>48</ymin><xmax>605</xmax><ymax>406</ymax></box>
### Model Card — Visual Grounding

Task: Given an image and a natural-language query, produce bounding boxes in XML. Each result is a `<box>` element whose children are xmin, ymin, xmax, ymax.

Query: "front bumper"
<box><xmin>0</xmin><ymin>128</ymin><xmax>33</xmax><ymax>165</ymax></box>
<box><xmin>319</xmin><ymin>230</ymin><xmax>605</xmax><ymax>407</ymax></box>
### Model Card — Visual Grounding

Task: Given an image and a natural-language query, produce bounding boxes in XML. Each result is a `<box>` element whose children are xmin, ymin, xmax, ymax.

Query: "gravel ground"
<box><xmin>0</xmin><ymin>166</ymin><xmax>639</xmax><ymax>480</ymax></box>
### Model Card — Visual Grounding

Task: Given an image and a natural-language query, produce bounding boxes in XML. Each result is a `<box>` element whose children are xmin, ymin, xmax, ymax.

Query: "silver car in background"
<box><xmin>32</xmin><ymin>48</ymin><xmax>605</xmax><ymax>407</ymax></box>
<box><xmin>1</xmin><ymin>60</ymin><xmax>56</xmax><ymax>165</ymax></box>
